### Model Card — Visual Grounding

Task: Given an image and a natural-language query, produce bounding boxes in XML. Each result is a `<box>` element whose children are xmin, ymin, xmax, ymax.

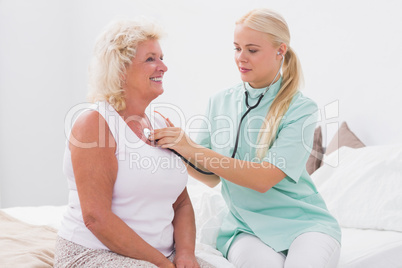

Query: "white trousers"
<box><xmin>227</xmin><ymin>232</ymin><xmax>340</xmax><ymax>268</ymax></box>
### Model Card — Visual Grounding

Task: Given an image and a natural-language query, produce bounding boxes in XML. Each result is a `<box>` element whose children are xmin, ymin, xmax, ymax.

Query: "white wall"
<box><xmin>1</xmin><ymin>0</ymin><xmax>401</xmax><ymax>207</ymax></box>
<box><xmin>0</xmin><ymin>1</ymin><xmax>75</xmax><ymax>207</ymax></box>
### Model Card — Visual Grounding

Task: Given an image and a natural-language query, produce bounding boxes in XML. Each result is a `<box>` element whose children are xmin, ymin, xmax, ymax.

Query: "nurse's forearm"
<box><xmin>185</xmin><ymin>158</ymin><xmax>221</xmax><ymax>188</ymax></box>
<box><xmin>187</xmin><ymin>147</ymin><xmax>286</xmax><ymax>193</ymax></box>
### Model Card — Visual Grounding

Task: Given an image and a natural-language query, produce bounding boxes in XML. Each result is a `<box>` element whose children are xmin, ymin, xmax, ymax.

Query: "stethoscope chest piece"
<box><xmin>143</xmin><ymin>128</ymin><xmax>151</xmax><ymax>139</ymax></box>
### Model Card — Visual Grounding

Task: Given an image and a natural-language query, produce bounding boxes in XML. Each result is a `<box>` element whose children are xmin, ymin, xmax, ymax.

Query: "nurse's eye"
<box><xmin>234</xmin><ymin>47</ymin><xmax>241</xmax><ymax>52</ymax></box>
<box><xmin>249</xmin><ymin>49</ymin><xmax>258</xmax><ymax>53</ymax></box>
<box><xmin>146</xmin><ymin>57</ymin><xmax>155</xmax><ymax>62</ymax></box>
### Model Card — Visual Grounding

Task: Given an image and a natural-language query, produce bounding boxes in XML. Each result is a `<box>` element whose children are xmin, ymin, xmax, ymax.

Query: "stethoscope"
<box><xmin>144</xmin><ymin>54</ymin><xmax>285</xmax><ymax>175</ymax></box>
<box><xmin>143</xmin><ymin>127</ymin><xmax>214</xmax><ymax>174</ymax></box>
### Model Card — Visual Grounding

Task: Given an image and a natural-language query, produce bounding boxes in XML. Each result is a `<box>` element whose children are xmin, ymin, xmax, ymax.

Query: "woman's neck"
<box><xmin>119</xmin><ymin>93</ymin><xmax>150</xmax><ymax>118</ymax></box>
<box><xmin>118</xmin><ymin>103</ymin><xmax>153</xmax><ymax>145</ymax></box>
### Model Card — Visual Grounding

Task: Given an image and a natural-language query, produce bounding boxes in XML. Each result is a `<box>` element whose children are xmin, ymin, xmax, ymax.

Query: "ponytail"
<box><xmin>255</xmin><ymin>47</ymin><xmax>303</xmax><ymax>159</ymax></box>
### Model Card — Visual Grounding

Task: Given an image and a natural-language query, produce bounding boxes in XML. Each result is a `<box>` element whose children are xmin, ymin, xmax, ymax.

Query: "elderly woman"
<box><xmin>54</xmin><ymin>19</ymin><xmax>211</xmax><ymax>268</ymax></box>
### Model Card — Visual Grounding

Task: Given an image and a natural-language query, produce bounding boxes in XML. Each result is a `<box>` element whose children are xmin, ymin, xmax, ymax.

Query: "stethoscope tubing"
<box><xmin>167</xmin><ymin>148</ymin><xmax>215</xmax><ymax>175</ymax></box>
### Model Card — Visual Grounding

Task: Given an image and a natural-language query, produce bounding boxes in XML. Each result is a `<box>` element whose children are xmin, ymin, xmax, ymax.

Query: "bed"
<box><xmin>1</xmin><ymin>123</ymin><xmax>402</xmax><ymax>267</ymax></box>
<box><xmin>0</xmin><ymin>197</ymin><xmax>234</xmax><ymax>268</ymax></box>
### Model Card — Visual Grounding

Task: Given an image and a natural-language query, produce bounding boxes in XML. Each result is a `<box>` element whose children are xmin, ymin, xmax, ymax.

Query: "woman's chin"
<box><xmin>151</xmin><ymin>88</ymin><xmax>164</xmax><ymax>99</ymax></box>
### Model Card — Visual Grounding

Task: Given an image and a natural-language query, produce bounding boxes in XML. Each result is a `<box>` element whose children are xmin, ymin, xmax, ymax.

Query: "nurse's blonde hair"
<box><xmin>88</xmin><ymin>18</ymin><xmax>163</xmax><ymax>111</ymax></box>
<box><xmin>236</xmin><ymin>8</ymin><xmax>303</xmax><ymax>159</ymax></box>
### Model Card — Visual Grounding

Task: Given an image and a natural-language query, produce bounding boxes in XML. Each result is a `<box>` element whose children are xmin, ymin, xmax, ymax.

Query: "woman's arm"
<box><xmin>70</xmin><ymin>111</ymin><xmax>174</xmax><ymax>268</ymax></box>
<box><xmin>171</xmin><ymin>187</ymin><xmax>200</xmax><ymax>268</ymax></box>
<box><xmin>151</xmin><ymin>127</ymin><xmax>286</xmax><ymax>193</ymax></box>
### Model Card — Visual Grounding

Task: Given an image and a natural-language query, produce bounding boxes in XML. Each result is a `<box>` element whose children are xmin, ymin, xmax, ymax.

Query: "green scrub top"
<box><xmin>196</xmin><ymin>78</ymin><xmax>341</xmax><ymax>257</ymax></box>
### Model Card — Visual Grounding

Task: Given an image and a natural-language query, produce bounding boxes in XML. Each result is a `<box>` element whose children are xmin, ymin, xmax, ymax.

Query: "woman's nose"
<box><xmin>159</xmin><ymin>60</ymin><xmax>168</xmax><ymax>72</ymax></box>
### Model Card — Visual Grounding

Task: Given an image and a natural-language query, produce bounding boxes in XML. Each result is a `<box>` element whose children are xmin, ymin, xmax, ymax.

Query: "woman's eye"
<box><xmin>234</xmin><ymin>47</ymin><xmax>241</xmax><ymax>52</ymax></box>
<box><xmin>249</xmin><ymin>49</ymin><xmax>257</xmax><ymax>53</ymax></box>
<box><xmin>146</xmin><ymin>57</ymin><xmax>155</xmax><ymax>62</ymax></box>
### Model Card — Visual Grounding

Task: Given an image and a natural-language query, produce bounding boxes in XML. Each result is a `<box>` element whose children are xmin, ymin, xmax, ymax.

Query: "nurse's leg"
<box><xmin>284</xmin><ymin>232</ymin><xmax>340</xmax><ymax>268</ymax></box>
<box><xmin>227</xmin><ymin>233</ymin><xmax>285</xmax><ymax>268</ymax></box>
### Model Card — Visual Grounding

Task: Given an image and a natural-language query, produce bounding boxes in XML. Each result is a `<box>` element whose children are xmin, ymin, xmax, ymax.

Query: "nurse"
<box><xmin>152</xmin><ymin>8</ymin><xmax>341</xmax><ymax>268</ymax></box>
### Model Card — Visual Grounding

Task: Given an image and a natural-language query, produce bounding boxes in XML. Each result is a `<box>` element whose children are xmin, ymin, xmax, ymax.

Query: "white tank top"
<box><xmin>58</xmin><ymin>101</ymin><xmax>188</xmax><ymax>256</ymax></box>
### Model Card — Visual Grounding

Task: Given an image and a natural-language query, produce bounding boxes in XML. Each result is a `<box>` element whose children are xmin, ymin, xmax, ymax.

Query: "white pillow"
<box><xmin>312</xmin><ymin>144</ymin><xmax>402</xmax><ymax>232</ymax></box>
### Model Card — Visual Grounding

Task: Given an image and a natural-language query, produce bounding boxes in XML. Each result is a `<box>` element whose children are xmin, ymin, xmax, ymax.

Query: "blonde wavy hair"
<box><xmin>88</xmin><ymin>18</ymin><xmax>163</xmax><ymax>111</ymax></box>
<box><xmin>236</xmin><ymin>8</ymin><xmax>303</xmax><ymax>159</ymax></box>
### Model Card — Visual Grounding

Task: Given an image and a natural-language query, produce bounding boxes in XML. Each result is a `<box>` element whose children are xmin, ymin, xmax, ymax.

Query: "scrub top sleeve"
<box><xmin>262</xmin><ymin>100</ymin><xmax>319</xmax><ymax>183</ymax></box>
<box><xmin>195</xmin><ymin>97</ymin><xmax>212</xmax><ymax>149</ymax></box>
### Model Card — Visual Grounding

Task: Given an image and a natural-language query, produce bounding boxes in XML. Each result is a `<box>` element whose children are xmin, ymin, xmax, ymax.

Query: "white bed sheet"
<box><xmin>339</xmin><ymin>227</ymin><xmax>402</xmax><ymax>268</ymax></box>
<box><xmin>4</xmin><ymin>203</ymin><xmax>402</xmax><ymax>267</ymax></box>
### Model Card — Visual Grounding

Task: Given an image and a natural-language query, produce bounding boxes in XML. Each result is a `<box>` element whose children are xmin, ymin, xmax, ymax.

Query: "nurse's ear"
<box><xmin>277</xmin><ymin>43</ymin><xmax>287</xmax><ymax>59</ymax></box>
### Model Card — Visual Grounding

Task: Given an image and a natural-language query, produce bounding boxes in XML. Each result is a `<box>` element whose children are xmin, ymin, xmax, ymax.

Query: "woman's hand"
<box><xmin>174</xmin><ymin>253</ymin><xmax>200</xmax><ymax>268</ymax></box>
<box><xmin>159</xmin><ymin>260</ymin><xmax>176</xmax><ymax>268</ymax></box>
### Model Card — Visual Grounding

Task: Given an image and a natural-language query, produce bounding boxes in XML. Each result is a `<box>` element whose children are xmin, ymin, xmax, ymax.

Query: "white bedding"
<box><xmin>3</xmin><ymin>184</ymin><xmax>402</xmax><ymax>267</ymax></box>
<box><xmin>340</xmin><ymin>227</ymin><xmax>402</xmax><ymax>267</ymax></box>
<box><xmin>2</xmin><ymin>145</ymin><xmax>402</xmax><ymax>267</ymax></box>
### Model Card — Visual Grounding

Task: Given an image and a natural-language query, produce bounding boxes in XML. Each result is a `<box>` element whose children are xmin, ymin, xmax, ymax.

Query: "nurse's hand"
<box><xmin>150</xmin><ymin>120</ymin><xmax>199</xmax><ymax>158</ymax></box>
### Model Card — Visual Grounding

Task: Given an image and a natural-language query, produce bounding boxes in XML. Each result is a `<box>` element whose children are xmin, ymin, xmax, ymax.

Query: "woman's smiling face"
<box><xmin>124</xmin><ymin>39</ymin><xmax>168</xmax><ymax>101</ymax></box>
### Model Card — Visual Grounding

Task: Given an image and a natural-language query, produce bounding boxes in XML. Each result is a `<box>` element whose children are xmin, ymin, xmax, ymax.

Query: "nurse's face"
<box><xmin>234</xmin><ymin>24</ymin><xmax>284</xmax><ymax>88</ymax></box>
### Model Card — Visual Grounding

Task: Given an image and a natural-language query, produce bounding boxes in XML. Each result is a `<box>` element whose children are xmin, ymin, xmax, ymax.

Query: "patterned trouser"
<box><xmin>54</xmin><ymin>236</ymin><xmax>215</xmax><ymax>268</ymax></box>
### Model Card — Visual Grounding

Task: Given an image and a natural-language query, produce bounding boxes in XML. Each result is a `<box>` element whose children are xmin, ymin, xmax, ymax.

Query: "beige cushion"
<box><xmin>306</xmin><ymin>126</ymin><xmax>324</xmax><ymax>174</ymax></box>
<box><xmin>326</xmin><ymin>122</ymin><xmax>365</xmax><ymax>155</ymax></box>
